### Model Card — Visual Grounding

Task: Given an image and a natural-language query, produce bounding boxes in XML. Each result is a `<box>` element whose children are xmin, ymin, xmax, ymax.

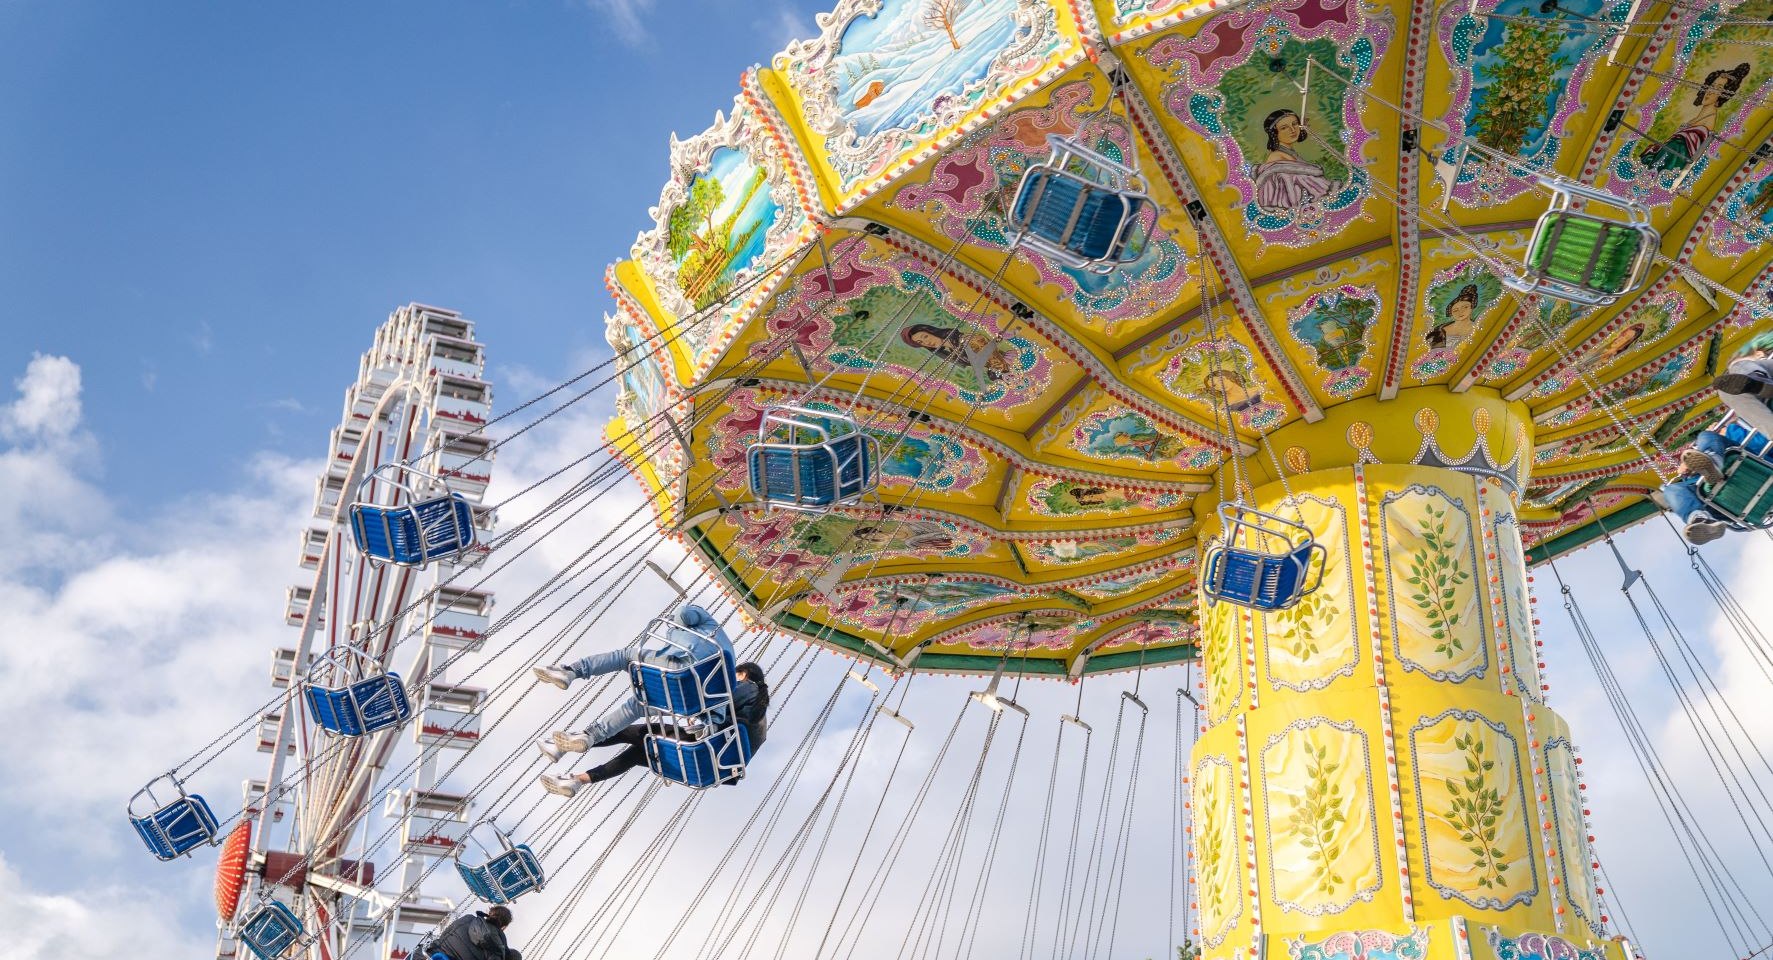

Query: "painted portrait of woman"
<box><xmin>1425</xmin><ymin>284</ymin><xmax>1480</xmax><ymax>349</ymax></box>
<box><xmin>1579</xmin><ymin>321</ymin><xmax>1646</xmax><ymax>372</ymax></box>
<box><xmin>1639</xmin><ymin>63</ymin><xmax>1750</xmax><ymax>173</ymax></box>
<box><xmin>1251</xmin><ymin>109</ymin><xmax>1337</xmax><ymax>212</ymax></box>
<box><xmin>901</xmin><ymin>322</ymin><xmax>1013</xmax><ymax>380</ymax></box>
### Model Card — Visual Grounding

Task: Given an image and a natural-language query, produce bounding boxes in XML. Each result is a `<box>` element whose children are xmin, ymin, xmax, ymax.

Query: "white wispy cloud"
<box><xmin>583</xmin><ymin>0</ymin><xmax>656</xmax><ymax>47</ymax></box>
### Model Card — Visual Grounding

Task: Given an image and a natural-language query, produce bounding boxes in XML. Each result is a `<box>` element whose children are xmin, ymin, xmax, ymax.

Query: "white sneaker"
<box><xmin>538</xmin><ymin>774</ymin><xmax>581</xmax><ymax>798</ymax></box>
<box><xmin>533</xmin><ymin>665</ymin><xmax>575</xmax><ymax>690</ymax></box>
<box><xmin>537</xmin><ymin>739</ymin><xmax>564</xmax><ymax>762</ymax></box>
<box><xmin>552</xmin><ymin>730</ymin><xmax>591</xmax><ymax>753</ymax></box>
<box><xmin>1686</xmin><ymin>513</ymin><xmax>1728</xmax><ymax>545</ymax></box>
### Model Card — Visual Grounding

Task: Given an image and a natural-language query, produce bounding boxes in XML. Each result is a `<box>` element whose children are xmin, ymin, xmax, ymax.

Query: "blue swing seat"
<box><xmin>305</xmin><ymin>673</ymin><xmax>413</xmax><ymax>737</ymax></box>
<box><xmin>627</xmin><ymin>611</ymin><xmax>738</xmax><ymax>717</ymax></box>
<box><xmin>1201</xmin><ymin>504</ymin><xmax>1325</xmax><ymax>612</ymax></box>
<box><xmin>747</xmin><ymin>406</ymin><xmax>879</xmax><ymax>512</ymax></box>
<box><xmin>455</xmin><ymin>821</ymin><xmax>545</xmax><ymax>904</ymax></box>
<box><xmin>350</xmin><ymin>493</ymin><xmax>475</xmax><ymax>566</ymax></box>
<box><xmin>129</xmin><ymin>775</ymin><xmax>220</xmax><ymax>861</ymax></box>
<box><xmin>1008</xmin><ymin>135</ymin><xmax>1150</xmax><ymax>273</ymax></box>
<box><xmin>239</xmin><ymin>901</ymin><xmax>305</xmax><ymax>960</ymax></box>
<box><xmin>647</xmin><ymin>723</ymin><xmax>753</xmax><ymax>790</ymax></box>
<box><xmin>631</xmin><ymin>654</ymin><xmax>736</xmax><ymax>717</ymax></box>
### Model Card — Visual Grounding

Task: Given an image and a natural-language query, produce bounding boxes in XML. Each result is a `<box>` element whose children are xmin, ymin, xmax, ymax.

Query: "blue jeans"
<box><xmin>566</xmin><ymin>604</ymin><xmax>732</xmax><ymax>745</ymax></box>
<box><xmin>1662</xmin><ymin>425</ymin><xmax>1771</xmax><ymax>523</ymax></box>
<box><xmin>1661</xmin><ymin>476</ymin><xmax>1708</xmax><ymax>524</ymax></box>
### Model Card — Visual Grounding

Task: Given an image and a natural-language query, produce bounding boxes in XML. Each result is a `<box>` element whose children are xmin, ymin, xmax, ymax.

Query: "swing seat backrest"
<box><xmin>456</xmin><ymin>844</ymin><xmax>545</xmax><ymax>904</ymax></box>
<box><xmin>646</xmin><ymin>723</ymin><xmax>753</xmax><ymax>790</ymax></box>
<box><xmin>1203</xmin><ymin>542</ymin><xmax>1321</xmax><ymax>611</ymax></box>
<box><xmin>239</xmin><ymin>901</ymin><xmax>305</xmax><ymax>960</ymax></box>
<box><xmin>630</xmin><ymin>649</ymin><xmax>736</xmax><ymax>718</ymax></box>
<box><xmin>304</xmin><ymin>672</ymin><xmax>413</xmax><ymax>738</ymax></box>
<box><xmin>350</xmin><ymin>493</ymin><xmax>476</xmax><ymax>566</ymax></box>
<box><xmin>747</xmin><ymin>409</ymin><xmax>879</xmax><ymax>511</ymax></box>
<box><xmin>1699</xmin><ymin>447</ymin><xmax>1773</xmax><ymax>529</ymax></box>
<box><xmin>1010</xmin><ymin>165</ymin><xmax>1148</xmax><ymax>270</ymax></box>
<box><xmin>130</xmin><ymin>792</ymin><xmax>219</xmax><ymax>861</ymax></box>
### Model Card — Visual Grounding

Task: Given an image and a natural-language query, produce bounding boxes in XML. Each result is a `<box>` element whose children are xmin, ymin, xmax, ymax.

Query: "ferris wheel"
<box><xmin>207</xmin><ymin>304</ymin><xmax>500</xmax><ymax>960</ymax></box>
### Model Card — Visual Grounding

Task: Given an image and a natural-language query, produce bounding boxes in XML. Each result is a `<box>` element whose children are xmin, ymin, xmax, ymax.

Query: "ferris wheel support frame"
<box><xmin>223</xmin><ymin>306</ymin><xmax>498</xmax><ymax>960</ymax></box>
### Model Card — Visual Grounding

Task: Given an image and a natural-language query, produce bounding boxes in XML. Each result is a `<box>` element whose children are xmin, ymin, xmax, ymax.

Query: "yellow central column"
<box><xmin>1187</xmin><ymin>389</ymin><xmax>1630</xmax><ymax>960</ymax></box>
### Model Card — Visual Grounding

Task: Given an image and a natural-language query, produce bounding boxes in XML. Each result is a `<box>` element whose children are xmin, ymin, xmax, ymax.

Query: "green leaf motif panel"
<box><xmin>1546</xmin><ymin>739</ymin><xmax>1604</xmax><ymax>936</ymax></box>
<box><xmin>1195</xmin><ymin>755</ymin><xmax>1245</xmax><ymax>948</ymax></box>
<box><xmin>1488</xmin><ymin>502</ymin><xmax>1543</xmax><ymax>701</ymax></box>
<box><xmin>1262</xmin><ymin>495</ymin><xmax>1360</xmax><ymax>693</ymax></box>
<box><xmin>1260</xmin><ymin>718</ymin><xmax>1383</xmax><ymax>916</ymax></box>
<box><xmin>1409</xmin><ymin>709</ymin><xmax>1539</xmax><ymax>910</ymax></box>
<box><xmin>1382</xmin><ymin>484</ymin><xmax>1489</xmax><ymax>682</ymax></box>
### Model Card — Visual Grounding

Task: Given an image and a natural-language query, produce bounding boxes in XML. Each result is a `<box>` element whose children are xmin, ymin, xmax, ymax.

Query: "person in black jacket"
<box><xmin>538</xmin><ymin>663</ymin><xmax>770</xmax><ymax>796</ymax></box>
<box><xmin>430</xmin><ymin>906</ymin><xmax>520</xmax><ymax>960</ymax></box>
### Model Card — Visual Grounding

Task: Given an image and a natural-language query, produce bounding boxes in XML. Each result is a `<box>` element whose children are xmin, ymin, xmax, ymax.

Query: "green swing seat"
<box><xmin>1698</xmin><ymin>448</ymin><xmax>1773</xmax><ymax>530</ymax></box>
<box><xmin>1512</xmin><ymin>179</ymin><xmax>1658</xmax><ymax>306</ymax></box>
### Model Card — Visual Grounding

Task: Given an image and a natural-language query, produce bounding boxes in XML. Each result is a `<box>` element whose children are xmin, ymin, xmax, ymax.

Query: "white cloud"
<box><xmin>0</xmin><ymin>852</ymin><xmax>213</xmax><ymax>960</ymax></box>
<box><xmin>759</xmin><ymin>3</ymin><xmax>809</xmax><ymax>52</ymax></box>
<box><xmin>583</xmin><ymin>0</ymin><xmax>655</xmax><ymax>47</ymax></box>
<box><xmin>3</xmin><ymin>353</ymin><xmax>82</xmax><ymax>441</ymax></box>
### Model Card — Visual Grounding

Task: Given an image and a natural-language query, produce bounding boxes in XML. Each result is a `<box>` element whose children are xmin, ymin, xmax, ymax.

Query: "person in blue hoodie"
<box><xmin>530</xmin><ymin>604</ymin><xmax>768</xmax><ymax>795</ymax></box>
<box><xmin>537</xmin><ymin>661</ymin><xmax>769</xmax><ymax>796</ymax></box>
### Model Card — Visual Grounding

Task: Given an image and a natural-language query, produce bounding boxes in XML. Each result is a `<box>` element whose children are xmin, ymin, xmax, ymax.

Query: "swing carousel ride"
<box><xmin>126</xmin><ymin>1</ymin><xmax>1773</xmax><ymax>959</ymax></box>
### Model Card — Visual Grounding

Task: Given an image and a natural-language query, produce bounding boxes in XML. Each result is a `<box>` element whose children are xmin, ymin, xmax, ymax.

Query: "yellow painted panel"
<box><xmin>1260</xmin><ymin>494</ymin><xmax>1359</xmax><ymax>693</ymax></box>
<box><xmin>1410</xmin><ymin>711</ymin><xmax>1538</xmax><ymax>909</ymax></box>
<box><xmin>1258</xmin><ymin>718</ymin><xmax>1384</xmax><ymax>917</ymax></box>
<box><xmin>1380</xmin><ymin>482</ymin><xmax>1490</xmax><ymax>684</ymax></box>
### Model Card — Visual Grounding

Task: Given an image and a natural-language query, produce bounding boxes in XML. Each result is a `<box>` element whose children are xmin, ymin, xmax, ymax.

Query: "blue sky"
<box><xmin>2</xmin><ymin>3</ymin><xmax>1773</xmax><ymax>960</ymax></box>
<box><xmin>0</xmin><ymin>0</ymin><xmax>824</xmax><ymax>508</ymax></box>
